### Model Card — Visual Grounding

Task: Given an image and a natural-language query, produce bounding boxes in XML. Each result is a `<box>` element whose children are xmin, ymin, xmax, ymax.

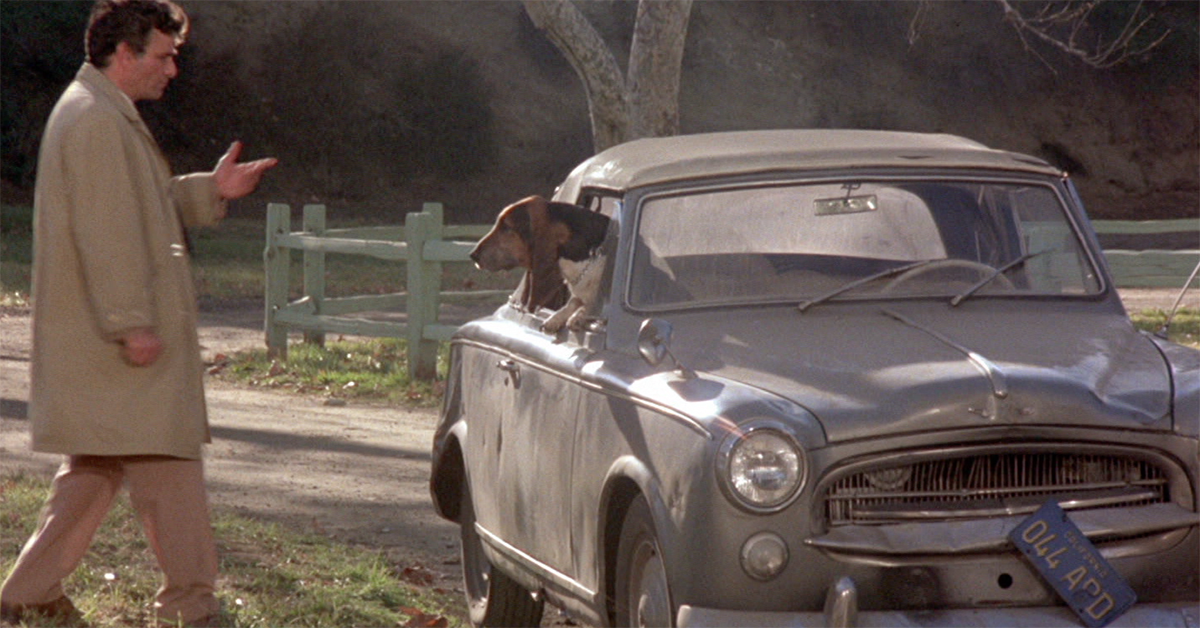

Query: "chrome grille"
<box><xmin>825</xmin><ymin>451</ymin><xmax>1169</xmax><ymax>526</ymax></box>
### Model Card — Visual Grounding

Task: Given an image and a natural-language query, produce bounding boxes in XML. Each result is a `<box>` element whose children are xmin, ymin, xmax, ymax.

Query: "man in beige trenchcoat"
<box><xmin>0</xmin><ymin>1</ymin><xmax>276</xmax><ymax>625</ymax></box>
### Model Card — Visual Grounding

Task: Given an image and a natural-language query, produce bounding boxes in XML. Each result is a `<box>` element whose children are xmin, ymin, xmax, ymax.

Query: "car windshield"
<box><xmin>628</xmin><ymin>179</ymin><xmax>1102</xmax><ymax>310</ymax></box>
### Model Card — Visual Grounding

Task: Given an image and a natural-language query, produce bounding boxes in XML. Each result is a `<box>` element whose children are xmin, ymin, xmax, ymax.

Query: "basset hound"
<box><xmin>470</xmin><ymin>195</ymin><xmax>611</xmax><ymax>333</ymax></box>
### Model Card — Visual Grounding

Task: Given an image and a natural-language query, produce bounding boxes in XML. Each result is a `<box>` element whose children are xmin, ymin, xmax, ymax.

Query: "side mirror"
<box><xmin>637</xmin><ymin>319</ymin><xmax>696</xmax><ymax>379</ymax></box>
<box><xmin>637</xmin><ymin>318</ymin><xmax>670</xmax><ymax>365</ymax></box>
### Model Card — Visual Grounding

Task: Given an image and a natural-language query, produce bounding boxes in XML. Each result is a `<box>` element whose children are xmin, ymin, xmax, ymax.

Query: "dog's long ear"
<box><xmin>505</xmin><ymin>196</ymin><xmax>536</xmax><ymax>244</ymax></box>
<box><xmin>551</xmin><ymin>203</ymin><xmax>611</xmax><ymax>262</ymax></box>
<box><xmin>524</xmin><ymin>197</ymin><xmax>568</xmax><ymax>309</ymax></box>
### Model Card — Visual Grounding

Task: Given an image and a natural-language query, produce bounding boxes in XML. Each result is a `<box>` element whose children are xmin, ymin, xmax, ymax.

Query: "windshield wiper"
<box><xmin>949</xmin><ymin>250</ymin><xmax>1050</xmax><ymax>307</ymax></box>
<box><xmin>798</xmin><ymin>259</ymin><xmax>941</xmax><ymax>313</ymax></box>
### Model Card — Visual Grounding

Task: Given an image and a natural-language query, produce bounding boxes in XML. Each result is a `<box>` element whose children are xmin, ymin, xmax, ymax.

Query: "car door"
<box><xmin>462</xmin><ymin>313</ymin><xmax>585</xmax><ymax>583</ymax></box>
<box><xmin>466</xmin><ymin>192</ymin><xmax>621</xmax><ymax>588</ymax></box>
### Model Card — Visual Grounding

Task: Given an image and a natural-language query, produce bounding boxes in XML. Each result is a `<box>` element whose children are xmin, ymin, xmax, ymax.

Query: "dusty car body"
<box><xmin>430</xmin><ymin>130</ymin><xmax>1200</xmax><ymax>627</ymax></box>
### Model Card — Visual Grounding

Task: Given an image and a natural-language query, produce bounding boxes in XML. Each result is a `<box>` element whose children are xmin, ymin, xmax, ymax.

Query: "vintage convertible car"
<box><xmin>430</xmin><ymin>130</ymin><xmax>1199</xmax><ymax>627</ymax></box>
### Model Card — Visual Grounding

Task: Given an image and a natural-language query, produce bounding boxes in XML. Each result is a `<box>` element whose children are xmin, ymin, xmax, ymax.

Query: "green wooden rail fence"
<box><xmin>1092</xmin><ymin>219</ymin><xmax>1199</xmax><ymax>288</ymax></box>
<box><xmin>263</xmin><ymin>202</ymin><xmax>509</xmax><ymax>379</ymax></box>
<box><xmin>264</xmin><ymin>210</ymin><xmax>1198</xmax><ymax>380</ymax></box>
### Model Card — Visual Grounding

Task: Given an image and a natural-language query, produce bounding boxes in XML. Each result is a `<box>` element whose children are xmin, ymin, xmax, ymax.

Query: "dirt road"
<box><xmin>0</xmin><ymin>304</ymin><xmax>464</xmax><ymax>595</ymax></box>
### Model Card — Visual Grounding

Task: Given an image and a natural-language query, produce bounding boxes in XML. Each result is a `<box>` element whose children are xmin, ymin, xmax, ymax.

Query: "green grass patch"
<box><xmin>1130</xmin><ymin>307</ymin><xmax>1200</xmax><ymax>348</ymax></box>
<box><xmin>210</xmin><ymin>338</ymin><xmax>450</xmax><ymax>407</ymax></box>
<box><xmin>1</xmin><ymin>205</ymin><xmax>33</xmax><ymax>304</ymax></box>
<box><xmin>0</xmin><ymin>473</ymin><xmax>463</xmax><ymax>628</ymax></box>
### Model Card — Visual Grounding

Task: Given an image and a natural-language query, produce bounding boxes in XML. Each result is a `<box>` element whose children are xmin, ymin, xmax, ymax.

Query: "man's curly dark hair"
<box><xmin>86</xmin><ymin>0</ymin><xmax>188</xmax><ymax>68</ymax></box>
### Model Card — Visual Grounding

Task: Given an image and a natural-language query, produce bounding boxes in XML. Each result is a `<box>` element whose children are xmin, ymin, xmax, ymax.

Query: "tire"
<box><xmin>459</xmin><ymin>483</ymin><xmax>545</xmax><ymax>627</ymax></box>
<box><xmin>613</xmin><ymin>497</ymin><xmax>674</xmax><ymax>627</ymax></box>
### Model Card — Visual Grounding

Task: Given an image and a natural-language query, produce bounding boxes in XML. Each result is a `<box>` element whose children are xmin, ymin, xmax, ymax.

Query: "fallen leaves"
<box><xmin>399</xmin><ymin>607</ymin><xmax>448</xmax><ymax>627</ymax></box>
<box><xmin>396</xmin><ymin>564</ymin><xmax>437</xmax><ymax>586</ymax></box>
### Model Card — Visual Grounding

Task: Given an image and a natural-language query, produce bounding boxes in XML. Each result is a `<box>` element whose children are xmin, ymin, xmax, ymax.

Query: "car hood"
<box><xmin>665</xmin><ymin>303</ymin><xmax>1173</xmax><ymax>442</ymax></box>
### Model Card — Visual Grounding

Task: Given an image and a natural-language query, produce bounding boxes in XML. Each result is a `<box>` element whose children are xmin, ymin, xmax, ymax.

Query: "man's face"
<box><xmin>121</xmin><ymin>29</ymin><xmax>179</xmax><ymax>101</ymax></box>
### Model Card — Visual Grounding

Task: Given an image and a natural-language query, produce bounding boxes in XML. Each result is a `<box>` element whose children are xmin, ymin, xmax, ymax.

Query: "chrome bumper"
<box><xmin>677</xmin><ymin>577</ymin><xmax>1200</xmax><ymax>628</ymax></box>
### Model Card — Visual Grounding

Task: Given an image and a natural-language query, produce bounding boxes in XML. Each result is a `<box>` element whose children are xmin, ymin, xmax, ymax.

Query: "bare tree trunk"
<box><xmin>523</xmin><ymin>0</ymin><xmax>630</xmax><ymax>151</ymax></box>
<box><xmin>629</xmin><ymin>0</ymin><xmax>693</xmax><ymax>139</ymax></box>
<box><xmin>523</xmin><ymin>0</ymin><xmax>693</xmax><ymax>152</ymax></box>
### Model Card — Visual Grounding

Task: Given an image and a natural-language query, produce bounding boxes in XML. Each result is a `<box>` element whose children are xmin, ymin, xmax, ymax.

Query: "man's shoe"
<box><xmin>0</xmin><ymin>596</ymin><xmax>84</xmax><ymax>626</ymax></box>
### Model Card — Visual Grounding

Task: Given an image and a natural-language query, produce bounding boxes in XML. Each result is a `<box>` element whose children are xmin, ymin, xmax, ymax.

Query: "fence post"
<box><xmin>405</xmin><ymin>203</ymin><xmax>445</xmax><ymax>380</ymax></box>
<box><xmin>302</xmin><ymin>204</ymin><xmax>326</xmax><ymax>347</ymax></box>
<box><xmin>264</xmin><ymin>203</ymin><xmax>291</xmax><ymax>359</ymax></box>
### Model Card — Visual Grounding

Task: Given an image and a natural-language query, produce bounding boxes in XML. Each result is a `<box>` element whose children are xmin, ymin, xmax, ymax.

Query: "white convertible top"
<box><xmin>555</xmin><ymin>129</ymin><xmax>1060</xmax><ymax>200</ymax></box>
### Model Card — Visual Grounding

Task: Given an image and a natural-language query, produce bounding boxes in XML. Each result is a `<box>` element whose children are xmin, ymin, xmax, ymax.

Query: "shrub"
<box><xmin>0</xmin><ymin>1</ymin><xmax>90</xmax><ymax>188</ymax></box>
<box><xmin>259</xmin><ymin>4</ymin><xmax>496</xmax><ymax>202</ymax></box>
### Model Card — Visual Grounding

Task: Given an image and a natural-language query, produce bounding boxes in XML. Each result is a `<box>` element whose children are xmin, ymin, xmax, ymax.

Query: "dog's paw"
<box><xmin>565</xmin><ymin>309</ymin><xmax>593</xmax><ymax>332</ymax></box>
<box><xmin>542</xmin><ymin>308</ymin><xmax>571</xmax><ymax>333</ymax></box>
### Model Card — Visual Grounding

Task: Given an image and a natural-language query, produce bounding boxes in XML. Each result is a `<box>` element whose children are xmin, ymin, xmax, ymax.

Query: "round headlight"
<box><xmin>720</xmin><ymin>426</ymin><xmax>807</xmax><ymax>511</ymax></box>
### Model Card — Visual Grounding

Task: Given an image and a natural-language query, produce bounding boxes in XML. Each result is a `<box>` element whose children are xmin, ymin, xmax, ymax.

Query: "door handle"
<box><xmin>496</xmin><ymin>359</ymin><xmax>521</xmax><ymax>388</ymax></box>
<box><xmin>496</xmin><ymin>359</ymin><xmax>519</xmax><ymax>373</ymax></box>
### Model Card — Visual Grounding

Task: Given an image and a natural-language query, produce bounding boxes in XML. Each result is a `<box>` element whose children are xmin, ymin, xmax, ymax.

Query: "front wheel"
<box><xmin>613</xmin><ymin>497</ymin><xmax>674</xmax><ymax>627</ymax></box>
<box><xmin>460</xmin><ymin>483</ymin><xmax>544</xmax><ymax>627</ymax></box>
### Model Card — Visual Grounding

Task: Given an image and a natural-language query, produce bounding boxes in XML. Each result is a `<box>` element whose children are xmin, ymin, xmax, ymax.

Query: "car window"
<box><xmin>629</xmin><ymin>179</ymin><xmax>1101</xmax><ymax>310</ymax></box>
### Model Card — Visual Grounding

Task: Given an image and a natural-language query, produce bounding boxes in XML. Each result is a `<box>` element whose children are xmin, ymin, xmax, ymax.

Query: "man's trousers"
<box><xmin>0</xmin><ymin>455</ymin><xmax>220</xmax><ymax>624</ymax></box>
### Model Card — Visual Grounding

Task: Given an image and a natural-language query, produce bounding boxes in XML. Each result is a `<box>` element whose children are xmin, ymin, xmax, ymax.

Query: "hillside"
<box><xmin>3</xmin><ymin>1</ymin><xmax>1197</xmax><ymax>225</ymax></box>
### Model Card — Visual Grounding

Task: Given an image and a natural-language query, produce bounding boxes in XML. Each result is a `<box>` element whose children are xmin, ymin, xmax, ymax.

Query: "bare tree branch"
<box><xmin>523</xmin><ymin>0</ymin><xmax>630</xmax><ymax>151</ymax></box>
<box><xmin>907</xmin><ymin>0</ymin><xmax>930</xmax><ymax>45</ymax></box>
<box><xmin>628</xmin><ymin>0</ymin><xmax>693</xmax><ymax>139</ymax></box>
<box><xmin>530</xmin><ymin>0</ymin><xmax>1167</xmax><ymax>152</ymax></box>
<box><xmin>995</xmin><ymin>0</ymin><xmax>1171</xmax><ymax>69</ymax></box>
<box><xmin>523</xmin><ymin>0</ymin><xmax>693</xmax><ymax>151</ymax></box>
<box><xmin>908</xmin><ymin>1</ymin><xmax>1171</xmax><ymax>71</ymax></box>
